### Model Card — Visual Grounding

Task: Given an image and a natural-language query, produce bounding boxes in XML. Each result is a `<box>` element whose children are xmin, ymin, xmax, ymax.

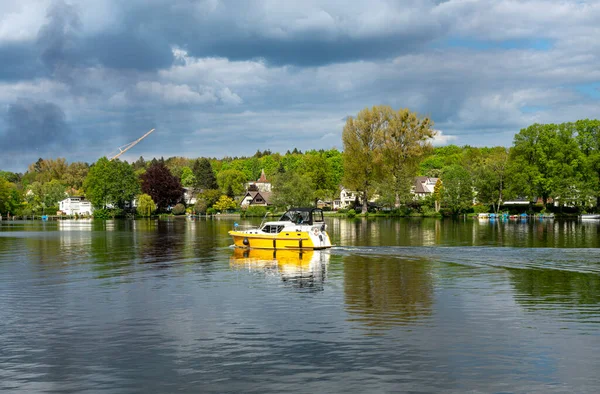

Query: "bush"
<box><xmin>93</xmin><ymin>208</ymin><xmax>124</xmax><ymax>219</ymax></box>
<box><xmin>242</xmin><ymin>206</ymin><xmax>267</xmax><ymax>218</ymax></box>
<box><xmin>194</xmin><ymin>199</ymin><xmax>208</xmax><ymax>214</ymax></box>
<box><xmin>346</xmin><ymin>209</ymin><xmax>356</xmax><ymax>218</ymax></box>
<box><xmin>472</xmin><ymin>204</ymin><xmax>489</xmax><ymax>214</ymax></box>
<box><xmin>172</xmin><ymin>203</ymin><xmax>186</xmax><ymax>215</ymax></box>
<box><xmin>206</xmin><ymin>207</ymin><xmax>217</xmax><ymax>215</ymax></box>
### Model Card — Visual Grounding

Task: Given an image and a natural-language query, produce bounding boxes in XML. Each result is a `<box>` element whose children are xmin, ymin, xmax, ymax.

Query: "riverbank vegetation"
<box><xmin>1</xmin><ymin>108</ymin><xmax>600</xmax><ymax>218</ymax></box>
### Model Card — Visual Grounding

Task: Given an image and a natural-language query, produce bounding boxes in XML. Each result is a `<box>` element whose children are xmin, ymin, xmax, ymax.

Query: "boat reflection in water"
<box><xmin>230</xmin><ymin>248</ymin><xmax>329</xmax><ymax>291</ymax></box>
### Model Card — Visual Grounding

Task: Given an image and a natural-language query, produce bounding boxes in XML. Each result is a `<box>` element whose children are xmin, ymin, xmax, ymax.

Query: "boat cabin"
<box><xmin>278</xmin><ymin>208</ymin><xmax>325</xmax><ymax>225</ymax></box>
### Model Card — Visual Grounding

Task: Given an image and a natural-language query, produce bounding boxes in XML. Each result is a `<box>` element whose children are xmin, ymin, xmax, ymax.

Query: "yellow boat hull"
<box><xmin>228</xmin><ymin>230</ymin><xmax>331</xmax><ymax>250</ymax></box>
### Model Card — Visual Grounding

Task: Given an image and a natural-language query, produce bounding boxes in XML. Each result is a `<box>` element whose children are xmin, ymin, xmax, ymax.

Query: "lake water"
<box><xmin>1</xmin><ymin>217</ymin><xmax>599</xmax><ymax>393</ymax></box>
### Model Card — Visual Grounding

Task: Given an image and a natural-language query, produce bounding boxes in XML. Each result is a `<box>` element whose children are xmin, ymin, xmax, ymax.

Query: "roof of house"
<box><xmin>414</xmin><ymin>177</ymin><xmax>439</xmax><ymax>193</ymax></box>
<box><xmin>244</xmin><ymin>191</ymin><xmax>272</xmax><ymax>205</ymax></box>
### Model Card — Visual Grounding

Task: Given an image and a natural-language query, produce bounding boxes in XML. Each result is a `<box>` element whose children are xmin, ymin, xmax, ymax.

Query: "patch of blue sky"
<box><xmin>431</xmin><ymin>37</ymin><xmax>553</xmax><ymax>51</ymax></box>
<box><xmin>575</xmin><ymin>83</ymin><xmax>600</xmax><ymax>99</ymax></box>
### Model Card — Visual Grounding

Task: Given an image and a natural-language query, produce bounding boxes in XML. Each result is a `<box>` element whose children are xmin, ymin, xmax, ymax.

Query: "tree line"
<box><xmin>1</xmin><ymin>106</ymin><xmax>600</xmax><ymax>217</ymax></box>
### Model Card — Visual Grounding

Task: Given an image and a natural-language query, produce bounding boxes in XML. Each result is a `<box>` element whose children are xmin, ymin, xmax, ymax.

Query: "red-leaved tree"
<box><xmin>141</xmin><ymin>159</ymin><xmax>184</xmax><ymax>212</ymax></box>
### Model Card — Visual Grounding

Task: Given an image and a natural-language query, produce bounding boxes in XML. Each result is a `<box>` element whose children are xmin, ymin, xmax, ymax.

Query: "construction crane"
<box><xmin>109</xmin><ymin>128</ymin><xmax>155</xmax><ymax>161</ymax></box>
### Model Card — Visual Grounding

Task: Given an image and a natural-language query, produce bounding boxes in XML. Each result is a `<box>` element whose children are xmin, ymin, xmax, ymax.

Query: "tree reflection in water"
<box><xmin>344</xmin><ymin>254</ymin><xmax>434</xmax><ymax>330</ymax></box>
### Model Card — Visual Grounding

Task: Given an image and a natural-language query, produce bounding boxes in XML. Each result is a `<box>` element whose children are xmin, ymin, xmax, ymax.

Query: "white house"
<box><xmin>183</xmin><ymin>187</ymin><xmax>197</xmax><ymax>205</ymax></box>
<box><xmin>412</xmin><ymin>177</ymin><xmax>439</xmax><ymax>199</ymax></box>
<box><xmin>245</xmin><ymin>169</ymin><xmax>272</xmax><ymax>193</ymax></box>
<box><xmin>59</xmin><ymin>197</ymin><xmax>93</xmax><ymax>215</ymax></box>
<box><xmin>333</xmin><ymin>187</ymin><xmax>359</xmax><ymax>210</ymax></box>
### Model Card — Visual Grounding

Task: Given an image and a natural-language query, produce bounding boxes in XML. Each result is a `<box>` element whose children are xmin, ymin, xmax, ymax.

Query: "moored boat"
<box><xmin>580</xmin><ymin>214</ymin><xmax>600</xmax><ymax>220</ymax></box>
<box><xmin>229</xmin><ymin>207</ymin><xmax>332</xmax><ymax>250</ymax></box>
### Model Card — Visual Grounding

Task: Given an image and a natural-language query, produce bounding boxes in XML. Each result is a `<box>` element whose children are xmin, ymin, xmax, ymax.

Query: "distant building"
<box><xmin>332</xmin><ymin>187</ymin><xmax>359</xmax><ymax>210</ymax></box>
<box><xmin>183</xmin><ymin>187</ymin><xmax>197</xmax><ymax>205</ymax></box>
<box><xmin>245</xmin><ymin>169</ymin><xmax>272</xmax><ymax>193</ymax></box>
<box><xmin>59</xmin><ymin>197</ymin><xmax>93</xmax><ymax>215</ymax></box>
<box><xmin>240</xmin><ymin>191</ymin><xmax>272</xmax><ymax>207</ymax></box>
<box><xmin>413</xmin><ymin>176</ymin><xmax>439</xmax><ymax>199</ymax></box>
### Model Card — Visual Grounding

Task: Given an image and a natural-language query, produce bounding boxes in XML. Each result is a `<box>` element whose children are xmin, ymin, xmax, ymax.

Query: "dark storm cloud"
<box><xmin>36</xmin><ymin>0</ymin><xmax>83</xmax><ymax>84</ymax></box>
<box><xmin>85</xmin><ymin>31</ymin><xmax>174</xmax><ymax>71</ymax></box>
<box><xmin>1</xmin><ymin>99</ymin><xmax>73</xmax><ymax>151</ymax></box>
<box><xmin>0</xmin><ymin>44</ymin><xmax>45</xmax><ymax>81</ymax></box>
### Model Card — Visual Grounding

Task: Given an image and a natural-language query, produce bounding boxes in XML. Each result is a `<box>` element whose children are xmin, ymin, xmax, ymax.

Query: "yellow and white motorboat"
<box><xmin>229</xmin><ymin>207</ymin><xmax>332</xmax><ymax>250</ymax></box>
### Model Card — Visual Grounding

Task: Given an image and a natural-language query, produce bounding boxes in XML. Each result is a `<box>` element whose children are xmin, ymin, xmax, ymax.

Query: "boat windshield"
<box><xmin>278</xmin><ymin>208</ymin><xmax>324</xmax><ymax>225</ymax></box>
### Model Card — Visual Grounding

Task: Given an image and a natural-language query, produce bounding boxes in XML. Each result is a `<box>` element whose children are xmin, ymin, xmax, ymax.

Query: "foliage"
<box><xmin>213</xmin><ymin>195</ymin><xmax>237</xmax><ymax>212</ymax></box>
<box><xmin>0</xmin><ymin>178</ymin><xmax>21</xmax><ymax>214</ymax></box>
<box><xmin>271</xmin><ymin>172</ymin><xmax>315</xmax><ymax>209</ymax></box>
<box><xmin>473</xmin><ymin>147</ymin><xmax>509</xmax><ymax>212</ymax></box>
<box><xmin>346</xmin><ymin>209</ymin><xmax>357</xmax><ymax>218</ymax></box>
<box><xmin>172</xmin><ymin>203</ymin><xmax>186</xmax><ymax>215</ymax></box>
<box><xmin>342</xmin><ymin>106</ymin><xmax>387</xmax><ymax>214</ymax></box>
<box><xmin>92</xmin><ymin>208</ymin><xmax>124</xmax><ymax>219</ymax></box>
<box><xmin>242</xmin><ymin>206</ymin><xmax>267</xmax><ymax>218</ymax></box>
<box><xmin>136</xmin><ymin>193</ymin><xmax>156</xmax><ymax>217</ymax></box>
<box><xmin>141</xmin><ymin>159</ymin><xmax>184</xmax><ymax>212</ymax></box>
<box><xmin>83</xmin><ymin>157</ymin><xmax>140</xmax><ymax>209</ymax></box>
<box><xmin>217</xmin><ymin>169</ymin><xmax>247</xmax><ymax>196</ymax></box>
<box><xmin>441</xmin><ymin>164</ymin><xmax>473</xmax><ymax>214</ymax></box>
<box><xmin>381</xmin><ymin>107</ymin><xmax>435</xmax><ymax>206</ymax></box>
<box><xmin>192</xmin><ymin>158</ymin><xmax>218</xmax><ymax>191</ymax></box>
<box><xmin>194</xmin><ymin>199</ymin><xmax>208</xmax><ymax>214</ymax></box>
<box><xmin>180</xmin><ymin>166</ymin><xmax>195</xmax><ymax>187</ymax></box>
<box><xmin>198</xmin><ymin>189</ymin><xmax>221</xmax><ymax>208</ymax></box>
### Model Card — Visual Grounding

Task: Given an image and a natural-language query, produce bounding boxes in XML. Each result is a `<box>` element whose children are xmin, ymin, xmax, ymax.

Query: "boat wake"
<box><xmin>331</xmin><ymin>245</ymin><xmax>600</xmax><ymax>275</ymax></box>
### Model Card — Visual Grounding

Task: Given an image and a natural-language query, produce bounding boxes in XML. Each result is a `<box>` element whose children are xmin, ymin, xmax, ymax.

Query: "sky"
<box><xmin>1</xmin><ymin>0</ymin><xmax>599</xmax><ymax>172</ymax></box>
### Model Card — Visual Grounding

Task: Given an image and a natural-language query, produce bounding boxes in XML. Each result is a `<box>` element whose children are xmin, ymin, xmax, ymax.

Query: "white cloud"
<box><xmin>432</xmin><ymin>130</ymin><xmax>457</xmax><ymax>146</ymax></box>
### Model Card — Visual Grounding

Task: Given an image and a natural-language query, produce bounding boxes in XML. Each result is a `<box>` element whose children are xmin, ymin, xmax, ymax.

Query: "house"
<box><xmin>183</xmin><ymin>187</ymin><xmax>196</xmax><ymax>205</ymax></box>
<box><xmin>240</xmin><ymin>191</ymin><xmax>272</xmax><ymax>207</ymax></box>
<box><xmin>59</xmin><ymin>197</ymin><xmax>93</xmax><ymax>215</ymax></box>
<box><xmin>332</xmin><ymin>187</ymin><xmax>359</xmax><ymax>210</ymax></box>
<box><xmin>412</xmin><ymin>176</ymin><xmax>439</xmax><ymax>199</ymax></box>
<box><xmin>245</xmin><ymin>169</ymin><xmax>272</xmax><ymax>193</ymax></box>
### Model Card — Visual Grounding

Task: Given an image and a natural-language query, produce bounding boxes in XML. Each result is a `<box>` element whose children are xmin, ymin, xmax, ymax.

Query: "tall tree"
<box><xmin>271</xmin><ymin>172</ymin><xmax>315</xmax><ymax>209</ymax></box>
<box><xmin>473</xmin><ymin>147</ymin><xmax>509</xmax><ymax>212</ymax></box>
<box><xmin>0</xmin><ymin>178</ymin><xmax>20</xmax><ymax>215</ymax></box>
<box><xmin>141</xmin><ymin>159</ymin><xmax>184</xmax><ymax>212</ymax></box>
<box><xmin>83</xmin><ymin>157</ymin><xmax>140</xmax><ymax>209</ymax></box>
<box><xmin>342</xmin><ymin>106</ymin><xmax>388</xmax><ymax>213</ymax></box>
<box><xmin>381</xmin><ymin>108</ymin><xmax>435</xmax><ymax>206</ymax></box>
<box><xmin>441</xmin><ymin>164</ymin><xmax>473</xmax><ymax>214</ymax></box>
<box><xmin>575</xmin><ymin>119</ymin><xmax>600</xmax><ymax>209</ymax></box>
<box><xmin>192</xmin><ymin>158</ymin><xmax>218</xmax><ymax>191</ymax></box>
<box><xmin>216</xmin><ymin>169</ymin><xmax>247</xmax><ymax>196</ymax></box>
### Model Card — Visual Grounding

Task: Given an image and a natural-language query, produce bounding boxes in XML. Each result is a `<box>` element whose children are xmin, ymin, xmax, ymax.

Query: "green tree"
<box><xmin>213</xmin><ymin>195</ymin><xmax>237</xmax><ymax>212</ymax></box>
<box><xmin>192</xmin><ymin>158</ymin><xmax>217</xmax><ymax>191</ymax></box>
<box><xmin>271</xmin><ymin>172</ymin><xmax>315</xmax><ymax>209</ymax></box>
<box><xmin>180</xmin><ymin>166</ymin><xmax>195</xmax><ymax>187</ymax></box>
<box><xmin>574</xmin><ymin>119</ymin><xmax>600</xmax><ymax>209</ymax></box>
<box><xmin>63</xmin><ymin>161</ymin><xmax>89</xmax><ymax>192</ymax></box>
<box><xmin>433</xmin><ymin>178</ymin><xmax>443</xmax><ymax>212</ymax></box>
<box><xmin>0</xmin><ymin>178</ymin><xmax>21</xmax><ymax>215</ymax></box>
<box><xmin>216</xmin><ymin>169</ymin><xmax>247</xmax><ymax>196</ymax></box>
<box><xmin>381</xmin><ymin>108</ymin><xmax>435</xmax><ymax>206</ymax></box>
<box><xmin>136</xmin><ymin>194</ymin><xmax>156</xmax><ymax>217</ymax></box>
<box><xmin>198</xmin><ymin>189</ymin><xmax>221</xmax><ymax>208</ymax></box>
<box><xmin>84</xmin><ymin>157</ymin><xmax>140</xmax><ymax>209</ymax></box>
<box><xmin>342</xmin><ymin>106</ymin><xmax>387</xmax><ymax>213</ymax></box>
<box><xmin>473</xmin><ymin>147</ymin><xmax>509</xmax><ymax>212</ymax></box>
<box><xmin>441</xmin><ymin>164</ymin><xmax>473</xmax><ymax>214</ymax></box>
